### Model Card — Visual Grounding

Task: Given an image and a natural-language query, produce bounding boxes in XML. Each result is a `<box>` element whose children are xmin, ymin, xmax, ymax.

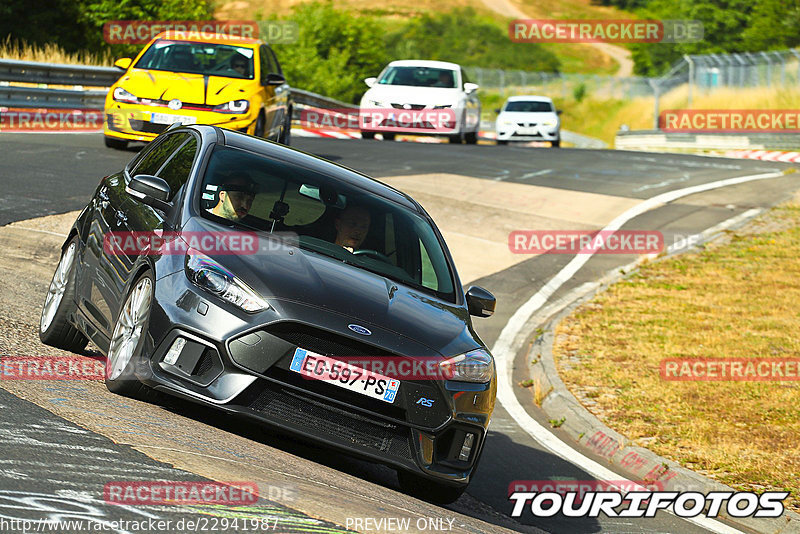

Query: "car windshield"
<box><xmin>134</xmin><ymin>40</ymin><xmax>255</xmax><ymax>79</ymax></box>
<box><xmin>378</xmin><ymin>66</ymin><xmax>457</xmax><ymax>88</ymax></box>
<box><xmin>199</xmin><ymin>146</ymin><xmax>456</xmax><ymax>301</ymax></box>
<box><xmin>504</xmin><ymin>101</ymin><xmax>554</xmax><ymax>112</ymax></box>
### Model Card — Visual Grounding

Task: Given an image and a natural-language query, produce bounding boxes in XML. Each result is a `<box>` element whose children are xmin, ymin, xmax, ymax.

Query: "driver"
<box><xmin>209</xmin><ymin>172</ymin><xmax>257</xmax><ymax>222</ymax></box>
<box><xmin>334</xmin><ymin>205</ymin><xmax>371</xmax><ymax>253</ymax></box>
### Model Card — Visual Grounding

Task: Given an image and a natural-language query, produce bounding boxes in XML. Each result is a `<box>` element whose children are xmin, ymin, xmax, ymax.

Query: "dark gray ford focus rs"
<box><xmin>39</xmin><ymin>124</ymin><xmax>497</xmax><ymax>503</ymax></box>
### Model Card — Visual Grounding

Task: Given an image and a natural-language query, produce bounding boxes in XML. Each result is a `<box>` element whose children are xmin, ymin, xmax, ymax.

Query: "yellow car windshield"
<box><xmin>134</xmin><ymin>40</ymin><xmax>255</xmax><ymax>80</ymax></box>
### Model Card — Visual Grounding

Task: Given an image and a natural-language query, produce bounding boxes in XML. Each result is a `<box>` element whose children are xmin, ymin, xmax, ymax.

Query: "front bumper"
<box><xmin>137</xmin><ymin>271</ymin><xmax>495</xmax><ymax>486</ymax></box>
<box><xmin>496</xmin><ymin>124</ymin><xmax>560</xmax><ymax>142</ymax></box>
<box><xmin>104</xmin><ymin>101</ymin><xmax>256</xmax><ymax>142</ymax></box>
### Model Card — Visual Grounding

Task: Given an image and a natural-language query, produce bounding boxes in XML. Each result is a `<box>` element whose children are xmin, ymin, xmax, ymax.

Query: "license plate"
<box><xmin>517</xmin><ymin>127</ymin><xmax>540</xmax><ymax>135</ymax></box>
<box><xmin>289</xmin><ymin>348</ymin><xmax>400</xmax><ymax>403</ymax></box>
<box><xmin>151</xmin><ymin>113</ymin><xmax>196</xmax><ymax>125</ymax></box>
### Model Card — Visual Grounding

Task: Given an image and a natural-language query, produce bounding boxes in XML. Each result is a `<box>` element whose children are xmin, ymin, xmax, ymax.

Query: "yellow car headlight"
<box><xmin>213</xmin><ymin>100</ymin><xmax>250</xmax><ymax>114</ymax></box>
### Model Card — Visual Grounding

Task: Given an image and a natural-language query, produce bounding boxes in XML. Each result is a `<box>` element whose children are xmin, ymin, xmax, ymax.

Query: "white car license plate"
<box><xmin>289</xmin><ymin>348</ymin><xmax>400</xmax><ymax>403</ymax></box>
<box><xmin>517</xmin><ymin>127</ymin><xmax>540</xmax><ymax>135</ymax></box>
<box><xmin>151</xmin><ymin>113</ymin><xmax>196</xmax><ymax>125</ymax></box>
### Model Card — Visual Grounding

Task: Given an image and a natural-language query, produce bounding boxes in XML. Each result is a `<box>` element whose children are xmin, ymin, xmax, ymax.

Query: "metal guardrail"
<box><xmin>616</xmin><ymin>129</ymin><xmax>800</xmax><ymax>152</ymax></box>
<box><xmin>0</xmin><ymin>59</ymin><xmax>350</xmax><ymax>113</ymax></box>
<box><xmin>0</xmin><ymin>59</ymin><xmax>121</xmax><ymax>87</ymax></box>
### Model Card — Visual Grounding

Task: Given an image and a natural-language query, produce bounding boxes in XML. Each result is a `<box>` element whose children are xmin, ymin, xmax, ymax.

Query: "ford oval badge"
<box><xmin>348</xmin><ymin>324</ymin><xmax>372</xmax><ymax>336</ymax></box>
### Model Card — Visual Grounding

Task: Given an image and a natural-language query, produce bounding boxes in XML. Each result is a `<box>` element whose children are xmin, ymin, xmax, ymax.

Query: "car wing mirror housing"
<box><xmin>466</xmin><ymin>286</ymin><xmax>496</xmax><ymax>318</ymax></box>
<box><xmin>463</xmin><ymin>82</ymin><xmax>479</xmax><ymax>93</ymax></box>
<box><xmin>127</xmin><ymin>174</ymin><xmax>171</xmax><ymax>212</ymax></box>
<box><xmin>114</xmin><ymin>58</ymin><xmax>132</xmax><ymax>70</ymax></box>
<box><xmin>263</xmin><ymin>73</ymin><xmax>286</xmax><ymax>85</ymax></box>
<box><xmin>364</xmin><ymin>77</ymin><xmax>377</xmax><ymax>88</ymax></box>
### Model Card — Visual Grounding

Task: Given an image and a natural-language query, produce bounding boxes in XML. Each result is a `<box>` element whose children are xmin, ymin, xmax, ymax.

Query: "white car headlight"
<box><xmin>500</xmin><ymin>119</ymin><xmax>514</xmax><ymax>126</ymax></box>
<box><xmin>185</xmin><ymin>252</ymin><xmax>268</xmax><ymax>313</ymax></box>
<box><xmin>213</xmin><ymin>99</ymin><xmax>250</xmax><ymax>114</ymax></box>
<box><xmin>368</xmin><ymin>99</ymin><xmax>386</xmax><ymax>107</ymax></box>
<box><xmin>542</xmin><ymin>119</ymin><xmax>558</xmax><ymax>127</ymax></box>
<box><xmin>112</xmin><ymin>87</ymin><xmax>138</xmax><ymax>104</ymax></box>
<box><xmin>439</xmin><ymin>349</ymin><xmax>493</xmax><ymax>383</ymax></box>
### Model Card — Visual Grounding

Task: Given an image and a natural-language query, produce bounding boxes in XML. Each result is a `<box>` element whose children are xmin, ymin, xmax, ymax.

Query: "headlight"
<box><xmin>500</xmin><ymin>120</ymin><xmax>514</xmax><ymax>126</ymax></box>
<box><xmin>433</xmin><ymin>104</ymin><xmax>452</xmax><ymax>109</ymax></box>
<box><xmin>368</xmin><ymin>100</ymin><xmax>386</xmax><ymax>107</ymax></box>
<box><xmin>185</xmin><ymin>252</ymin><xmax>268</xmax><ymax>312</ymax></box>
<box><xmin>213</xmin><ymin>100</ymin><xmax>250</xmax><ymax>114</ymax></box>
<box><xmin>440</xmin><ymin>349</ymin><xmax>493</xmax><ymax>383</ymax></box>
<box><xmin>542</xmin><ymin>119</ymin><xmax>558</xmax><ymax>127</ymax></box>
<box><xmin>112</xmin><ymin>87</ymin><xmax>138</xmax><ymax>104</ymax></box>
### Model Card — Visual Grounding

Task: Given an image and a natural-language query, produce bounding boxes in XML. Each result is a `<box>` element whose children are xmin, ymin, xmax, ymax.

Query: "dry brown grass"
<box><xmin>554</xmin><ymin>202</ymin><xmax>800</xmax><ymax>511</ymax></box>
<box><xmin>0</xmin><ymin>36</ymin><xmax>113</xmax><ymax>65</ymax></box>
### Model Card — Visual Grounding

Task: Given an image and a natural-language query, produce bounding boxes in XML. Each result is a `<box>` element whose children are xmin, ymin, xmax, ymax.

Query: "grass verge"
<box><xmin>553</xmin><ymin>200</ymin><xmax>800</xmax><ymax>512</ymax></box>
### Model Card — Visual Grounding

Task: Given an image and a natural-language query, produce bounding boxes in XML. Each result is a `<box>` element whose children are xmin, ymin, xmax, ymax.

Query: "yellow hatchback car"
<box><xmin>104</xmin><ymin>32</ymin><xmax>291</xmax><ymax>149</ymax></box>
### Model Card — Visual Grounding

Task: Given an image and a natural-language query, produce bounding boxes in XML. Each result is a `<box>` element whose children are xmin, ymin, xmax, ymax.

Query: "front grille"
<box><xmin>241</xmin><ymin>381</ymin><xmax>413</xmax><ymax>460</ymax></box>
<box><xmin>129</xmin><ymin>120</ymin><xmax>168</xmax><ymax>134</ymax></box>
<box><xmin>265</xmin><ymin>322</ymin><xmax>393</xmax><ymax>359</ymax></box>
<box><xmin>517</xmin><ymin>122</ymin><xmax>538</xmax><ymax>127</ymax></box>
<box><xmin>391</xmin><ymin>103</ymin><xmax>426</xmax><ymax>110</ymax></box>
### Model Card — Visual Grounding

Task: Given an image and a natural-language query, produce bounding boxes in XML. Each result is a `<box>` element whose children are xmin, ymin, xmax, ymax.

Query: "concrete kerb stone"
<box><xmin>514</xmin><ymin>233</ymin><xmax>800</xmax><ymax>533</ymax></box>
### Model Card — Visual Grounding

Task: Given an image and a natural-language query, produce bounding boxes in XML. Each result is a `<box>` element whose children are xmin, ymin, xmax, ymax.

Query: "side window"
<box><xmin>131</xmin><ymin>133</ymin><xmax>190</xmax><ymax>177</ymax></box>
<box><xmin>267</xmin><ymin>46</ymin><xmax>282</xmax><ymax>75</ymax></box>
<box><xmin>460</xmin><ymin>69</ymin><xmax>470</xmax><ymax>88</ymax></box>
<box><xmin>156</xmin><ymin>136</ymin><xmax>198</xmax><ymax>201</ymax></box>
<box><xmin>419</xmin><ymin>240</ymin><xmax>438</xmax><ymax>291</ymax></box>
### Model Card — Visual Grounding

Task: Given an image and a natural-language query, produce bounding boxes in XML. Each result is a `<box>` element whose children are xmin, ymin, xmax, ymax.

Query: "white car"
<box><xmin>359</xmin><ymin>60</ymin><xmax>481</xmax><ymax>144</ymax></box>
<box><xmin>495</xmin><ymin>96</ymin><xmax>561</xmax><ymax>147</ymax></box>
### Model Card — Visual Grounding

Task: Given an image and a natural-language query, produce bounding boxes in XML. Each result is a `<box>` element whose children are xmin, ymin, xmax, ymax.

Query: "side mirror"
<box><xmin>114</xmin><ymin>58</ymin><xmax>132</xmax><ymax>70</ymax></box>
<box><xmin>127</xmin><ymin>174</ymin><xmax>171</xmax><ymax>212</ymax></box>
<box><xmin>463</xmin><ymin>82</ymin><xmax>479</xmax><ymax>93</ymax></box>
<box><xmin>556</xmin><ymin>109</ymin><xmax>563</xmax><ymax>115</ymax></box>
<box><xmin>364</xmin><ymin>77</ymin><xmax>377</xmax><ymax>88</ymax></box>
<box><xmin>263</xmin><ymin>73</ymin><xmax>286</xmax><ymax>86</ymax></box>
<box><xmin>466</xmin><ymin>286</ymin><xmax>496</xmax><ymax>318</ymax></box>
<box><xmin>494</xmin><ymin>108</ymin><xmax>501</xmax><ymax>114</ymax></box>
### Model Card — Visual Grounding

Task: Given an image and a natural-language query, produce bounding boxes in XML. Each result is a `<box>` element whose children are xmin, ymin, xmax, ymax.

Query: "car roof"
<box><xmin>151</xmin><ymin>31</ymin><xmax>261</xmax><ymax>46</ymax></box>
<box><xmin>189</xmin><ymin>125</ymin><xmax>420</xmax><ymax>211</ymax></box>
<box><xmin>387</xmin><ymin>60</ymin><xmax>461</xmax><ymax>71</ymax></box>
<box><xmin>506</xmin><ymin>95</ymin><xmax>553</xmax><ymax>103</ymax></box>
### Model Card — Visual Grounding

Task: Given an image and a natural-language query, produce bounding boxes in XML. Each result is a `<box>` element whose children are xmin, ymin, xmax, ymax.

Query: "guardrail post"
<box><xmin>684</xmin><ymin>55</ymin><xmax>693</xmax><ymax>108</ymax></box>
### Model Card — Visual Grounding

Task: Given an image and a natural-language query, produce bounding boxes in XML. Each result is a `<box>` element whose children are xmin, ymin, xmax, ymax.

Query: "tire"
<box><xmin>448</xmin><ymin>134</ymin><xmax>463</xmax><ymax>144</ymax></box>
<box><xmin>104</xmin><ymin>136</ymin><xmax>128</xmax><ymax>150</ymax></box>
<box><xmin>360</xmin><ymin>131</ymin><xmax>375</xmax><ymax>140</ymax></box>
<box><xmin>279</xmin><ymin>110</ymin><xmax>292</xmax><ymax>146</ymax></box>
<box><xmin>382</xmin><ymin>133</ymin><xmax>396</xmax><ymax>141</ymax></box>
<box><xmin>397</xmin><ymin>470</ymin><xmax>466</xmax><ymax>505</ymax></box>
<box><xmin>497</xmin><ymin>140</ymin><xmax>508</xmax><ymax>145</ymax></box>
<box><xmin>105</xmin><ymin>272</ymin><xmax>154</xmax><ymax>397</ymax></box>
<box><xmin>39</xmin><ymin>238</ymin><xmax>89</xmax><ymax>353</ymax></box>
<box><xmin>465</xmin><ymin>131</ymin><xmax>478</xmax><ymax>144</ymax></box>
<box><xmin>552</xmin><ymin>138</ymin><xmax>561</xmax><ymax>148</ymax></box>
<box><xmin>254</xmin><ymin>111</ymin><xmax>266</xmax><ymax>138</ymax></box>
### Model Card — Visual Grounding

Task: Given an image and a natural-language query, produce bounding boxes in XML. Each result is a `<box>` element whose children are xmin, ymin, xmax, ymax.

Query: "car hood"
<box><xmin>362</xmin><ymin>85</ymin><xmax>462</xmax><ymax>107</ymax></box>
<box><xmin>497</xmin><ymin>111</ymin><xmax>558</xmax><ymax>123</ymax></box>
<box><xmin>181</xmin><ymin>220</ymin><xmax>480</xmax><ymax>358</ymax></box>
<box><xmin>119</xmin><ymin>68</ymin><xmax>255</xmax><ymax>105</ymax></box>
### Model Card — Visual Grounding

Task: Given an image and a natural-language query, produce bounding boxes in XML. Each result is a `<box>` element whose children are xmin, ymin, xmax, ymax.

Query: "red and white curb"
<box><xmin>725</xmin><ymin>149</ymin><xmax>800</xmax><ymax>162</ymax></box>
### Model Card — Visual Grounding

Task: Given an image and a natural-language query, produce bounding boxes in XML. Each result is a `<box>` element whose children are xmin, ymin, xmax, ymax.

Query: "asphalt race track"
<box><xmin>1</xmin><ymin>132</ymin><xmax>798</xmax><ymax>534</ymax></box>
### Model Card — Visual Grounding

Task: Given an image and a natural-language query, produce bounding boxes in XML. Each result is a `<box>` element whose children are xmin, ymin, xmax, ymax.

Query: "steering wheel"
<box><xmin>352</xmin><ymin>249</ymin><xmax>393</xmax><ymax>264</ymax></box>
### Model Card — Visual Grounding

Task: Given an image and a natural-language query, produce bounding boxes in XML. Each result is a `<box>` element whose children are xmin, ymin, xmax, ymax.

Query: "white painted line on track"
<box><xmin>492</xmin><ymin>170</ymin><xmax>786</xmax><ymax>534</ymax></box>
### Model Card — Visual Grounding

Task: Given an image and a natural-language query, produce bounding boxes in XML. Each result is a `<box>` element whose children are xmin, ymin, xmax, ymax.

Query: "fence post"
<box><xmin>648</xmin><ymin>79</ymin><xmax>660</xmax><ymax>130</ymax></box>
<box><xmin>684</xmin><ymin>55</ymin><xmax>693</xmax><ymax>108</ymax></box>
